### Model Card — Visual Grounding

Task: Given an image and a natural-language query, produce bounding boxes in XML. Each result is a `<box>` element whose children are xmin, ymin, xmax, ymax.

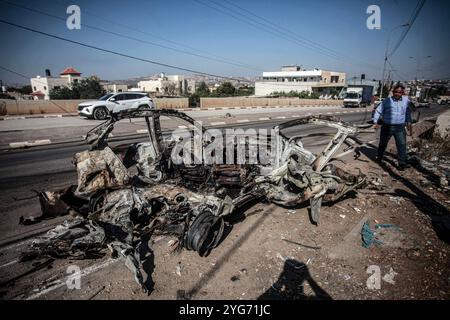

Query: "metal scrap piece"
<box><xmin>74</xmin><ymin>147</ymin><xmax>130</xmax><ymax>198</ymax></box>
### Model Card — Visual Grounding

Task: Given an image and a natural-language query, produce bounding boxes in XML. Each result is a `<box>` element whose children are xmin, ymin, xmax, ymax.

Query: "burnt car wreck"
<box><xmin>20</xmin><ymin>108</ymin><xmax>368</xmax><ymax>292</ymax></box>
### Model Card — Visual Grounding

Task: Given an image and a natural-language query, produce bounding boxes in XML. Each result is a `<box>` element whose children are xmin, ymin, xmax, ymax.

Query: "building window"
<box><xmin>44</xmin><ymin>86</ymin><xmax>47</xmax><ymax>90</ymax></box>
<box><xmin>74</xmin><ymin>79</ymin><xmax>78</xmax><ymax>83</ymax></box>
<box><xmin>331</xmin><ymin>76</ymin><xmax>339</xmax><ymax>83</ymax></box>
<box><xmin>33</xmin><ymin>86</ymin><xmax>36</xmax><ymax>91</ymax></box>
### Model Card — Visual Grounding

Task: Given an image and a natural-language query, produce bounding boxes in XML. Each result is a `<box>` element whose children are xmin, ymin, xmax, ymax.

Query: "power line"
<box><xmin>210</xmin><ymin>0</ymin><xmax>343</xmax><ymax>60</ymax></box>
<box><xmin>0</xmin><ymin>19</ymin><xmax>254</xmax><ymax>84</ymax></box>
<box><xmin>2</xmin><ymin>1</ymin><xmax>263</xmax><ymax>72</ymax></box>
<box><xmin>50</xmin><ymin>0</ymin><xmax>261</xmax><ymax>72</ymax></box>
<box><xmin>193</xmin><ymin>0</ymin><xmax>335</xmax><ymax>67</ymax></box>
<box><xmin>194</xmin><ymin>0</ymin><xmax>380</xmax><ymax>71</ymax></box>
<box><xmin>220</xmin><ymin>0</ymin><xmax>377</xmax><ymax>69</ymax></box>
<box><xmin>388</xmin><ymin>0</ymin><xmax>426</xmax><ymax>57</ymax></box>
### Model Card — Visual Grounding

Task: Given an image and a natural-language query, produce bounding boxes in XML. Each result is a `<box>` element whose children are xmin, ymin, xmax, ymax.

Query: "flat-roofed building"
<box><xmin>255</xmin><ymin>65</ymin><xmax>346</xmax><ymax>97</ymax></box>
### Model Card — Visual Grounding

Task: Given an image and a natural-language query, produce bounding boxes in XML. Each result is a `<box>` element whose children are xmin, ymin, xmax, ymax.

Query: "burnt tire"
<box><xmin>184</xmin><ymin>212</ymin><xmax>225</xmax><ymax>257</ymax></box>
<box><xmin>93</xmin><ymin>107</ymin><xmax>108</xmax><ymax>120</ymax></box>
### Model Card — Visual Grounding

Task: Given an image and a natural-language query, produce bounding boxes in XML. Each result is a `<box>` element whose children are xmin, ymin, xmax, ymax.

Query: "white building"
<box><xmin>255</xmin><ymin>65</ymin><xmax>346</xmax><ymax>97</ymax></box>
<box><xmin>138</xmin><ymin>73</ymin><xmax>196</xmax><ymax>95</ymax></box>
<box><xmin>101</xmin><ymin>83</ymin><xmax>128</xmax><ymax>93</ymax></box>
<box><xmin>30</xmin><ymin>67</ymin><xmax>83</xmax><ymax>100</ymax></box>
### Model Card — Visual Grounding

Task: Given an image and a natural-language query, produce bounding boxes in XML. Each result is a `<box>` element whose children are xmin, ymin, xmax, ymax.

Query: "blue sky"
<box><xmin>0</xmin><ymin>0</ymin><xmax>449</xmax><ymax>85</ymax></box>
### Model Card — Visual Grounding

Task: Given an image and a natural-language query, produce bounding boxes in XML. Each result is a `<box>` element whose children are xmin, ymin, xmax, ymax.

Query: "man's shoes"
<box><xmin>398</xmin><ymin>163</ymin><xmax>411</xmax><ymax>171</ymax></box>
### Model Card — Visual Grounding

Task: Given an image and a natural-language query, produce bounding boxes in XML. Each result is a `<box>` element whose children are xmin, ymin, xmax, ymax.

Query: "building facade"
<box><xmin>138</xmin><ymin>73</ymin><xmax>196</xmax><ymax>95</ymax></box>
<box><xmin>255</xmin><ymin>65</ymin><xmax>346</xmax><ymax>97</ymax></box>
<box><xmin>30</xmin><ymin>67</ymin><xmax>83</xmax><ymax>100</ymax></box>
<box><xmin>101</xmin><ymin>83</ymin><xmax>129</xmax><ymax>93</ymax></box>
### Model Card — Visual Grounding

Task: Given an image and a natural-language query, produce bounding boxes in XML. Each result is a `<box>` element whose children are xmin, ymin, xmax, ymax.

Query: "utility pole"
<box><xmin>380</xmin><ymin>24</ymin><xmax>409</xmax><ymax>100</ymax></box>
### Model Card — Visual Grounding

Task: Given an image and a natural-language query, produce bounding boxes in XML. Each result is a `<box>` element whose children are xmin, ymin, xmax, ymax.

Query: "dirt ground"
<box><xmin>3</xmin><ymin>145</ymin><xmax>449</xmax><ymax>300</ymax></box>
<box><xmin>1</xmin><ymin>120</ymin><xmax>449</xmax><ymax>300</ymax></box>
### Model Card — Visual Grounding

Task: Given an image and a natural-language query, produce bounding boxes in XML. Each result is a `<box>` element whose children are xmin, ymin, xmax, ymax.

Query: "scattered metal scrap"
<box><xmin>21</xmin><ymin>108</ymin><xmax>368</xmax><ymax>292</ymax></box>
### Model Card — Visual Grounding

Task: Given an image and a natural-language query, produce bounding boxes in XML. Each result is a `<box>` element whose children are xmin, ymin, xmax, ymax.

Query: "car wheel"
<box><xmin>93</xmin><ymin>107</ymin><xmax>108</xmax><ymax>120</ymax></box>
<box><xmin>137</xmin><ymin>104</ymin><xmax>150</xmax><ymax>110</ymax></box>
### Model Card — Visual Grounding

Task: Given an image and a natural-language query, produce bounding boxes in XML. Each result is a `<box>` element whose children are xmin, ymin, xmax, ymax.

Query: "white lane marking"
<box><xmin>210</xmin><ymin>122</ymin><xmax>226</xmax><ymax>126</ymax></box>
<box><xmin>43</xmin><ymin>115</ymin><xmax>63</xmax><ymax>118</ymax></box>
<box><xmin>236</xmin><ymin>119</ymin><xmax>250</xmax><ymax>123</ymax></box>
<box><xmin>0</xmin><ymin>259</ymin><xmax>19</xmax><ymax>269</ymax></box>
<box><xmin>1</xmin><ymin>239</ymin><xmax>32</xmax><ymax>251</ymax></box>
<box><xmin>326</xmin><ymin>112</ymin><xmax>332</xmax><ymax>115</ymax></box>
<box><xmin>178</xmin><ymin>125</ymin><xmax>187</xmax><ymax>129</ymax></box>
<box><xmin>9</xmin><ymin>142</ymin><xmax>27</xmax><ymax>148</ymax></box>
<box><xmin>136</xmin><ymin>129</ymin><xmax>148</xmax><ymax>134</ymax></box>
<box><xmin>259</xmin><ymin>117</ymin><xmax>270</xmax><ymax>121</ymax></box>
<box><xmin>32</xmin><ymin>139</ymin><xmax>51</xmax><ymax>145</ymax></box>
<box><xmin>9</xmin><ymin>139</ymin><xmax>52</xmax><ymax>148</ymax></box>
<box><xmin>276</xmin><ymin>116</ymin><xmax>286</xmax><ymax>119</ymax></box>
<box><xmin>291</xmin><ymin>115</ymin><xmax>300</xmax><ymax>117</ymax></box>
<box><xmin>3</xmin><ymin>117</ymin><xmax>26</xmax><ymax>120</ymax></box>
<box><xmin>25</xmin><ymin>258</ymin><xmax>119</xmax><ymax>300</ymax></box>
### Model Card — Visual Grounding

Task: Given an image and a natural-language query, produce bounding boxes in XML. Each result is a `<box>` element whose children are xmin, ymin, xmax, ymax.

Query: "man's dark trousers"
<box><xmin>377</xmin><ymin>124</ymin><xmax>407</xmax><ymax>165</ymax></box>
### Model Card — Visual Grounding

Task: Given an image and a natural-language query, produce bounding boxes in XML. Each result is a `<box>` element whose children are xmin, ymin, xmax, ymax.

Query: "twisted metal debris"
<box><xmin>21</xmin><ymin>108</ymin><xmax>368</xmax><ymax>291</ymax></box>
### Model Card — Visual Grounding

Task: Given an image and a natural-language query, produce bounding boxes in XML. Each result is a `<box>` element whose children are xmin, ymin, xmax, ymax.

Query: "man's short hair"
<box><xmin>393</xmin><ymin>84</ymin><xmax>405</xmax><ymax>91</ymax></box>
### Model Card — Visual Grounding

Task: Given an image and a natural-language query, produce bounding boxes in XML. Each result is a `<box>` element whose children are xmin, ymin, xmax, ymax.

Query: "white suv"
<box><xmin>78</xmin><ymin>92</ymin><xmax>155</xmax><ymax>120</ymax></box>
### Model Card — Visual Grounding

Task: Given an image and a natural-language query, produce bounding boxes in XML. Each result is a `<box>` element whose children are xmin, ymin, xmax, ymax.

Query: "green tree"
<box><xmin>215</xmin><ymin>82</ymin><xmax>236</xmax><ymax>96</ymax></box>
<box><xmin>195</xmin><ymin>81</ymin><xmax>210</xmax><ymax>97</ymax></box>
<box><xmin>49</xmin><ymin>77</ymin><xmax>105</xmax><ymax>100</ymax></box>
<box><xmin>74</xmin><ymin>77</ymin><xmax>105</xmax><ymax>99</ymax></box>
<box><xmin>236</xmin><ymin>85</ymin><xmax>255</xmax><ymax>96</ymax></box>
<box><xmin>49</xmin><ymin>86</ymin><xmax>77</xmax><ymax>99</ymax></box>
<box><xmin>7</xmin><ymin>85</ymin><xmax>32</xmax><ymax>95</ymax></box>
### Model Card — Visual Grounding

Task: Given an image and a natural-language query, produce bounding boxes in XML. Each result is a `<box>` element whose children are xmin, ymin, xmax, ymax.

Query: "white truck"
<box><xmin>343</xmin><ymin>85</ymin><xmax>374</xmax><ymax>108</ymax></box>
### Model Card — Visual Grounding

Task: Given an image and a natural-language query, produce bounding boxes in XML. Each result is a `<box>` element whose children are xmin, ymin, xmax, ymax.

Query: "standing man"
<box><xmin>372</xmin><ymin>84</ymin><xmax>413</xmax><ymax>171</ymax></box>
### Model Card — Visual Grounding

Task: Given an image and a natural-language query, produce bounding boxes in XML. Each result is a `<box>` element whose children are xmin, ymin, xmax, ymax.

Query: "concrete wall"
<box><xmin>255</xmin><ymin>82</ymin><xmax>313</xmax><ymax>96</ymax></box>
<box><xmin>0</xmin><ymin>98</ymin><xmax>189</xmax><ymax>115</ymax></box>
<box><xmin>153</xmin><ymin>98</ymin><xmax>189</xmax><ymax>109</ymax></box>
<box><xmin>200</xmin><ymin>97</ymin><xmax>343</xmax><ymax>108</ymax></box>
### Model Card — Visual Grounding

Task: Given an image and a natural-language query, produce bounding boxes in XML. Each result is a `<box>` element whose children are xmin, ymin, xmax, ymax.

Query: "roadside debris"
<box><xmin>361</xmin><ymin>221</ymin><xmax>402</xmax><ymax>248</ymax></box>
<box><xmin>20</xmin><ymin>109</ymin><xmax>369</xmax><ymax>292</ymax></box>
<box><xmin>382</xmin><ymin>268</ymin><xmax>398</xmax><ymax>285</ymax></box>
<box><xmin>281</xmin><ymin>238</ymin><xmax>321</xmax><ymax>250</ymax></box>
<box><xmin>408</xmin><ymin>124</ymin><xmax>450</xmax><ymax>193</ymax></box>
<box><xmin>389</xmin><ymin>196</ymin><xmax>403</xmax><ymax>205</ymax></box>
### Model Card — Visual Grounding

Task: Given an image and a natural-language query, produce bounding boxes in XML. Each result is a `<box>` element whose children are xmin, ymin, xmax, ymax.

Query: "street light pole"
<box><xmin>380</xmin><ymin>24</ymin><xmax>409</xmax><ymax>100</ymax></box>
